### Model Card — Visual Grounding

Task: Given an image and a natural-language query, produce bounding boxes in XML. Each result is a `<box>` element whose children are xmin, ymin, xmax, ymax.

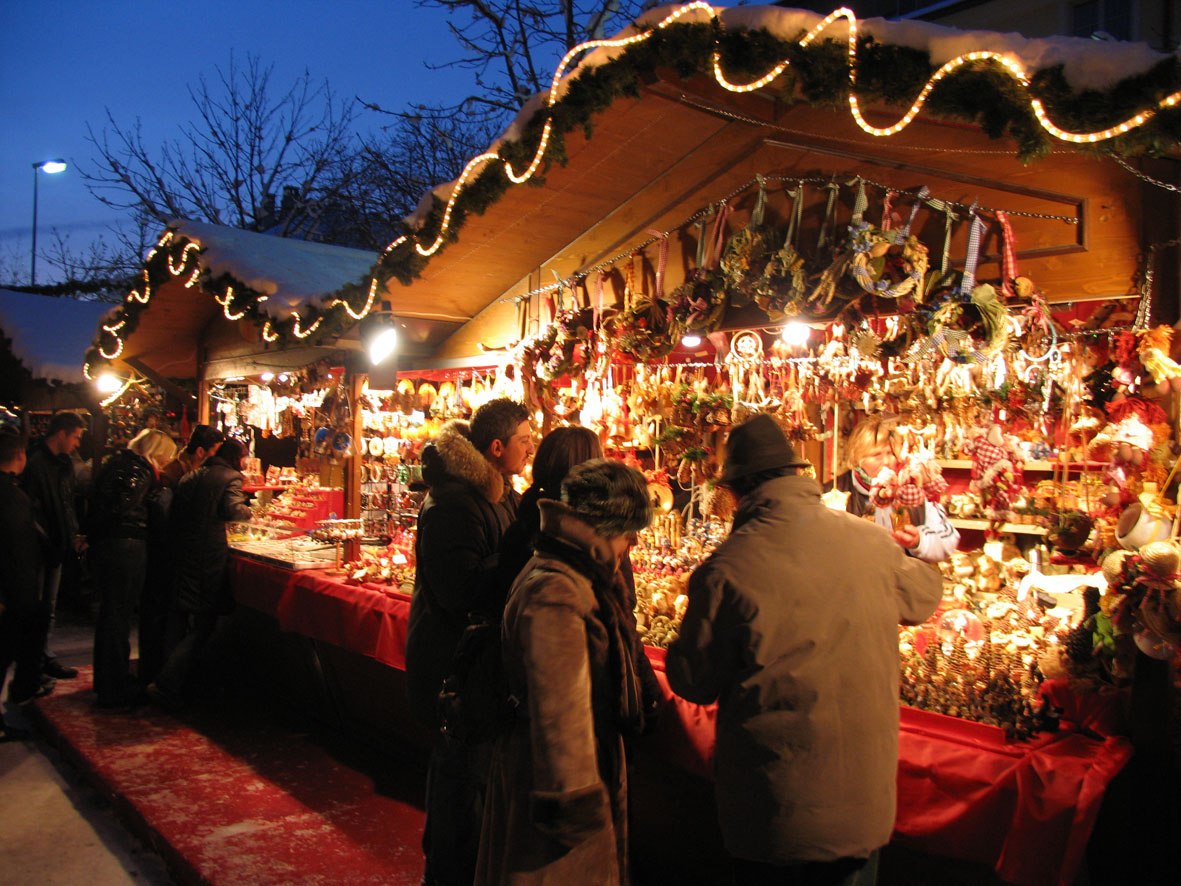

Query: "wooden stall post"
<box><xmin>344</xmin><ymin>371</ymin><xmax>365</xmax><ymax>562</ymax></box>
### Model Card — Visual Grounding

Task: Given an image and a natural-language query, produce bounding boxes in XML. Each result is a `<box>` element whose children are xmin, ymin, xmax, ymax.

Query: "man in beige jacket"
<box><xmin>666</xmin><ymin>414</ymin><xmax>943</xmax><ymax>886</ymax></box>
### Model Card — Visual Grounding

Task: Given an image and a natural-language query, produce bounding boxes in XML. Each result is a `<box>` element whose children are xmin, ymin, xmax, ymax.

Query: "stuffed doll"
<box><xmin>962</xmin><ymin>424</ymin><xmax>1025</xmax><ymax>526</ymax></box>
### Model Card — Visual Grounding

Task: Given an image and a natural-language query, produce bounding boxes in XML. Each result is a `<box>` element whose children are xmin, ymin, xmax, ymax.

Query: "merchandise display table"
<box><xmin>228</xmin><ymin>555</ymin><xmax>1133</xmax><ymax>886</ymax></box>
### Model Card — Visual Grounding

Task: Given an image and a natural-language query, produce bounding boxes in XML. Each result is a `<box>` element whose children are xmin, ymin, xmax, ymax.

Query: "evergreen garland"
<box><xmin>85</xmin><ymin>14</ymin><xmax>1181</xmax><ymax>379</ymax></box>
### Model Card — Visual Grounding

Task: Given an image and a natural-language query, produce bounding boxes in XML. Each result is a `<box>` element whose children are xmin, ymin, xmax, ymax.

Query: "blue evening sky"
<box><xmin>0</xmin><ymin>0</ymin><xmax>475</xmax><ymax>283</ymax></box>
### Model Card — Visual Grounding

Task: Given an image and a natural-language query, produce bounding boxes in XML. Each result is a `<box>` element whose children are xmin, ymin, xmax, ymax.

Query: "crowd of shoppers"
<box><xmin>6</xmin><ymin>402</ymin><xmax>950</xmax><ymax>885</ymax></box>
<box><xmin>406</xmin><ymin>406</ymin><xmax>946</xmax><ymax>885</ymax></box>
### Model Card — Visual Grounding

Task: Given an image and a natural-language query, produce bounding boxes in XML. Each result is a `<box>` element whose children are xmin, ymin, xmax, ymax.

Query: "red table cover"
<box><xmin>230</xmin><ymin>556</ymin><xmax>1132</xmax><ymax>886</ymax></box>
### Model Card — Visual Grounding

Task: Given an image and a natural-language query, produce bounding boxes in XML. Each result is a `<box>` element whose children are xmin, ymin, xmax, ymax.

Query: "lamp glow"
<box><xmin>681</xmin><ymin>333</ymin><xmax>703</xmax><ymax>348</ymax></box>
<box><xmin>38</xmin><ymin>159</ymin><xmax>67</xmax><ymax>174</ymax></box>
<box><xmin>278</xmin><ymin>373</ymin><xmax>289</xmax><ymax>383</ymax></box>
<box><xmin>260</xmin><ymin>372</ymin><xmax>274</xmax><ymax>382</ymax></box>
<box><xmin>782</xmin><ymin>322</ymin><xmax>812</xmax><ymax>346</ymax></box>
<box><xmin>95</xmin><ymin>373</ymin><xmax>122</xmax><ymax>394</ymax></box>
<box><xmin>368</xmin><ymin>327</ymin><xmax>398</xmax><ymax>366</ymax></box>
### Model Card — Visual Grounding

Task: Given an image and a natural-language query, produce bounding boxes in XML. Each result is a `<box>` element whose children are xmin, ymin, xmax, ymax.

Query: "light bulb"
<box><xmin>95</xmin><ymin>373</ymin><xmax>122</xmax><ymax>394</ymax></box>
<box><xmin>681</xmin><ymin>334</ymin><xmax>703</xmax><ymax>348</ymax></box>
<box><xmin>368</xmin><ymin>327</ymin><xmax>398</xmax><ymax>366</ymax></box>
<box><xmin>260</xmin><ymin>372</ymin><xmax>274</xmax><ymax>382</ymax></box>
<box><xmin>278</xmin><ymin>373</ymin><xmax>289</xmax><ymax>383</ymax></box>
<box><xmin>781</xmin><ymin>322</ymin><xmax>811</xmax><ymax>346</ymax></box>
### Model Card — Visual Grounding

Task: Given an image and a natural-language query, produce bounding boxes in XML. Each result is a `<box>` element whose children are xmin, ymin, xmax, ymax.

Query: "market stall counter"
<box><xmin>226</xmin><ymin>552</ymin><xmax>1132</xmax><ymax>886</ymax></box>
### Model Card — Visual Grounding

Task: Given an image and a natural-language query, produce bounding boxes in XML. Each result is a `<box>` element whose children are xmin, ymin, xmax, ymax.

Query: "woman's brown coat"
<box><xmin>476</xmin><ymin>501</ymin><xmax>630</xmax><ymax>885</ymax></box>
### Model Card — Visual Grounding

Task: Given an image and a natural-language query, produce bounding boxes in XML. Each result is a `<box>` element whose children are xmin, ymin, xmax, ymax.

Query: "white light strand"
<box><xmin>99</xmin><ymin>375</ymin><xmax>135</xmax><ymax>408</ymax></box>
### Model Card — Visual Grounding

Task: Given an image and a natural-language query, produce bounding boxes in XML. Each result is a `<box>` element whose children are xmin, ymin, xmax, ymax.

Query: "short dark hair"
<box><xmin>469</xmin><ymin>398</ymin><xmax>529</xmax><ymax>453</ymax></box>
<box><xmin>47</xmin><ymin>411</ymin><xmax>87</xmax><ymax>437</ymax></box>
<box><xmin>531</xmin><ymin>426</ymin><xmax>602</xmax><ymax>497</ymax></box>
<box><xmin>185</xmin><ymin>424</ymin><xmax>225</xmax><ymax>455</ymax></box>
<box><xmin>216</xmin><ymin>438</ymin><xmax>245</xmax><ymax>471</ymax></box>
<box><xmin>561</xmin><ymin>458</ymin><xmax>653</xmax><ymax>537</ymax></box>
<box><xmin>0</xmin><ymin>428</ymin><xmax>27</xmax><ymax>466</ymax></box>
<box><xmin>727</xmin><ymin>466</ymin><xmax>794</xmax><ymax>499</ymax></box>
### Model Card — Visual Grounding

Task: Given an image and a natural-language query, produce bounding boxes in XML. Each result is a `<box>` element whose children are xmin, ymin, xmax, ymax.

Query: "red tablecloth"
<box><xmin>230</xmin><ymin>556</ymin><xmax>1133</xmax><ymax>886</ymax></box>
<box><xmin>229</xmin><ymin>555</ymin><xmax>412</xmax><ymax>670</ymax></box>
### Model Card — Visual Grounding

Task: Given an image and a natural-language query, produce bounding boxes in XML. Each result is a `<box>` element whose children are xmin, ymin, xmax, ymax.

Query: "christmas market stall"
<box><xmin>84</xmin><ymin>5</ymin><xmax>1181</xmax><ymax>883</ymax></box>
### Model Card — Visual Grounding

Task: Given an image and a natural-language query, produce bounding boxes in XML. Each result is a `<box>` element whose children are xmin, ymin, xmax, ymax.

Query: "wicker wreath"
<box><xmin>847</xmin><ymin>224</ymin><xmax>929</xmax><ymax>300</ymax></box>
<box><xmin>610</xmin><ymin>297</ymin><xmax>677</xmax><ymax>361</ymax></box>
<box><xmin>668</xmin><ymin>269</ymin><xmax>726</xmax><ymax>335</ymax></box>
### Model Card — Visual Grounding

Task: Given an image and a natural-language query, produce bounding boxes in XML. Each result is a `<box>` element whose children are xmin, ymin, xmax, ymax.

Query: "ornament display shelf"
<box><xmin>937</xmin><ymin>459</ymin><xmax>1108</xmax><ymax>472</ymax></box>
<box><xmin>948</xmin><ymin>518</ymin><xmax>1047</xmax><ymax>535</ymax></box>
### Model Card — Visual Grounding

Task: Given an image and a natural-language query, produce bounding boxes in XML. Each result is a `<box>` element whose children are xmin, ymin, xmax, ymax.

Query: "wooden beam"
<box><xmin>123</xmin><ymin>356</ymin><xmax>198</xmax><ymax>405</ymax></box>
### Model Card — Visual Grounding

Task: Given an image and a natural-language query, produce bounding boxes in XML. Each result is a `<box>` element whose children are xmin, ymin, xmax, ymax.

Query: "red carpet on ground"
<box><xmin>31</xmin><ymin>667</ymin><xmax>427</xmax><ymax>886</ymax></box>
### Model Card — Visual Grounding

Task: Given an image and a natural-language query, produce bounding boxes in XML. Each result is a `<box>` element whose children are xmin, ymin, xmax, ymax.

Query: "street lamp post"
<box><xmin>31</xmin><ymin>158</ymin><xmax>68</xmax><ymax>285</ymax></box>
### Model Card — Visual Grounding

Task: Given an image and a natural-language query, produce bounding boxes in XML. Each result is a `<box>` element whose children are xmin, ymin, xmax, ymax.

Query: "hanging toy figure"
<box><xmin>962</xmin><ymin>424</ymin><xmax>1025</xmax><ymax>531</ymax></box>
<box><xmin>1137</xmin><ymin>326</ymin><xmax>1181</xmax><ymax>397</ymax></box>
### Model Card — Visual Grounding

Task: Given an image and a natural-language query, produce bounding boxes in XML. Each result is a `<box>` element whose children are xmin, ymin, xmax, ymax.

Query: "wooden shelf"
<box><xmin>949</xmin><ymin>518</ymin><xmax>1047</xmax><ymax>535</ymax></box>
<box><xmin>937</xmin><ymin>459</ymin><xmax>1106</xmax><ymax>472</ymax></box>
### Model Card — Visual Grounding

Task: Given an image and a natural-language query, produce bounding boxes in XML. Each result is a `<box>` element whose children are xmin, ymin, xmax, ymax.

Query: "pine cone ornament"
<box><xmin>703</xmin><ymin>483</ymin><xmax>737</xmax><ymax>522</ymax></box>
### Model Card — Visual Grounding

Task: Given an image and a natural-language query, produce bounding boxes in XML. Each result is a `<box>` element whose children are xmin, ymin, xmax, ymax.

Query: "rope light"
<box><xmin>99</xmin><ymin>375</ymin><xmax>135</xmax><ymax>408</ymax></box>
<box><xmin>261</xmin><ymin>321</ymin><xmax>279</xmax><ymax>343</ymax></box>
<box><xmin>330</xmin><ymin>277</ymin><xmax>379</xmax><ymax>321</ymax></box>
<box><xmin>290</xmin><ymin>313</ymin><xmax>323</xmax><ymax>339</ymax></box>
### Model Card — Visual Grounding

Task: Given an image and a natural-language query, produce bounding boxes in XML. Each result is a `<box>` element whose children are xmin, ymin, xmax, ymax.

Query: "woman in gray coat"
<box><xmin>476</xmin><ymin>459</ymin><xmax>653</xmax><ymax>886</ymax></box>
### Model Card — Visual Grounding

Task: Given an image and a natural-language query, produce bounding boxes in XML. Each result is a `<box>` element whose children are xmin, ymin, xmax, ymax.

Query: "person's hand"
<box><xmin>891</xmin><ymin>524</ymin><xmax>920</xmax><ymax>551</ymax></box>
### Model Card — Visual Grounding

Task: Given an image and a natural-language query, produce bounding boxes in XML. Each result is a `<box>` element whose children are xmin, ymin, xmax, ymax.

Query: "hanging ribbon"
<box><xmin>623</xmin><ymin>258</ymin><xmax>635</xmax><ymax>311</ymax></box>
<box><xmin>784</xmin><ymin>182</ymin><xmax>804</xmax><ymax>249</ymax></box>
<box><xmin>894</xmin><ymin>186</ymin><xmax>929</xmax><ymax>244</ymax></box>
<box><xmin>960</xmin><ymin>212</ymin><xmax>986</xmax><ymax>294</ymax></box>
<box><xmin>925</xmin><ymin>196</ymin><xmax>959</xmax><ymax>277</ymax></box>
<box><xmin>881</xmin><ymin>190</ymin><xmax>895</xmax><ymax>231</ymax></box>
<box><xmin>816</xmin><ymin>181</ymin><xmax>841</xmax><ymax>253</ymax></box>
<box><xmin>996</xmin><ymin>210</ymin><xmax>1019</xmax><ymax>299</ymax></box>
<box><xmin>693</xmin><ymin>214</ymin><xmax>710</xmax><ymax>271</ymax></box>
<box><xmin>646</xmin><ymin>229</ymin><xmax>670</xmax><ymax>301</ymax></box>
<box><xmin>517</xmin><ymin>297</ymin><xmax>528</xmax><ymax>341</ymax></box>
<box><xmin>708</xmin><ymin>202</ymin><xmax>731</xmax><ymax>269</ymax></box>
<box><xmin>751</xmin><ymin>175</ymin><xmax>768</xmax><ymax>227</ymax></box>
<box><xmin>848</xmin><ymin>177</ymin><xmax>868</xmax><ymax>227</ymax></box>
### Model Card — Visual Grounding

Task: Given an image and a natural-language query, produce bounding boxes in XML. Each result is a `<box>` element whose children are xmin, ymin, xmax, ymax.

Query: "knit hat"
<box><xmin>561</xmin><ymin>458</ymin><xmax>653</xmax><ymax>537</ymax></box>
<box><xmin>720</xmin><ymin>413</ymin><xmax>809</xmax><ymax>485</ymax></box>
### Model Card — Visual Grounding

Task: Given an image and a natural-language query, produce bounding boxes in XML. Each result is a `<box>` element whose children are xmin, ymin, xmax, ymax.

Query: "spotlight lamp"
<box><xmin>680</xmin><ymin>333</ymin><xmax>703</xmax><ymax>348</ymax></box>
<box><xmin>781</xmin><ymin>322</ymin><xmax>812</xmax><ymax>346</ymax></box>
<box><xmin>362</xmin><ymin>300</ymin><xmax>399</xmax><ymax>366</ymax></box>
<box><xmin>95</xmin><ymin>372</ymin><xmax>123</xmax><ymax>394</ymax></box>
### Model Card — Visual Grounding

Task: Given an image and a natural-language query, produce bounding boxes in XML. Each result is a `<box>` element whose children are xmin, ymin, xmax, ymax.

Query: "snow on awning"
<box><xmin>171</xmin><ymin>220</ymin><xmax>377</xmax><ymax>319</ymax></box>
<box><xmin>0</xmin><ymin>289</ymin><xmax>112</xmax><ymax>383</ymax></box>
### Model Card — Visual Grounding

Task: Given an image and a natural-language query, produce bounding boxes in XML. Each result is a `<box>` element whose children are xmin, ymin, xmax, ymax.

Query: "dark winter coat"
<box><xmin>87</xmin><ymin>449</ymin><xmax>157</xmax><ymax>542</ymax></box>
<box><xmin>665</xmin><ymin>474</ymin><xmax>942</xmax><ymax>865</ymax></box>
<box><xmin>0</xmin><ymin>471</ymin><xmax>47</xmax><ymax>612</ymax></box>
<box><xmin>21</xmin><ymin>440</ymin><xmax>78</xmax><ymax>565</ymax></box>
<box><xmin>169</xmin><ymin>455</ymin><xmax>251</xmax><ymax>614</ymax></box>
<box><xmin>406</xmin><ymin>420</ymin><xmax>519</xmax><ymax>730</ymax></box>
<box><xmin>476</xmin><ymin>500</ymin><xmax>639</xmax><ymax>886</ymax></box>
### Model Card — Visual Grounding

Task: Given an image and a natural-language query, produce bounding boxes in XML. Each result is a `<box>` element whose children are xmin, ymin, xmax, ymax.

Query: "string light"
<box><xmin>290</xmin><ymin>312</ymin><xmax>323</xmax><ymax>339</ymax></box>
<box><xmin>99</xmin><ymin>375</ymin><xmax>135</xmax><ymax>408</ymax></box>
<box><xmin>83</xmin><ymin>2</ymin><xmax>1181</xmax><ymax>378</ymax></box>
<box><xmin>330</xmin><ymin>277</ymin><xmax>379</xmax><ymax>320</ymax></box>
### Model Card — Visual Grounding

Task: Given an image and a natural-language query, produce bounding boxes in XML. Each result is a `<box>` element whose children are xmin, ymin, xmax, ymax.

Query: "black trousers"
<box><xmin>0</xmin><ymin>601</ymin><xmax>51</xmax><ymax>703</ymax></box>
<box><xmin>91</xmin><ymin>538</ymin><xmax>148</xmax><ymax>705</ymax></box>
<box><xmin>154</xmin><ymin>610</ymin><xmax>219</xmax><ymax>700</ymax></box>
<box><xmin>421</xmin><ymin>736</ymin><xmax>491</xmax><ymax>886</ymax></box>
<box><xmin>137</xmin><ymin>553</ymin><xmax>173</xmax><ymax>688</ymax></box>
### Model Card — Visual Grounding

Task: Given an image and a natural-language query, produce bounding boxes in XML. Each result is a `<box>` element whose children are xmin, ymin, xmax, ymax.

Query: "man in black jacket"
<box><xmin>406</xmin><ymin>397</ymin><xmax>532</xmax><ymax>886</ymax></box>
<box><xmin>0</xmin><ymin>429</ymin><xmax>52</xmax><ymax>733</ymax></box>
<box><xmin>21</xmin><ymin>411</ymin><xmax>86</xmax><ymax>680</ymax></box>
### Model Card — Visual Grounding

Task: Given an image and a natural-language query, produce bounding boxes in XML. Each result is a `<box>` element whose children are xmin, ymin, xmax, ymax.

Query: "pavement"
<box><xmin>0</xmin><ymin>611</ymin><xmax>175</xmax><ymax>885</ymax></box>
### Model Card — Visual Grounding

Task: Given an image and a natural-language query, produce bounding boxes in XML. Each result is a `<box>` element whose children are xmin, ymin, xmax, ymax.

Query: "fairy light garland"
<box><xmin>83</xmin><ymin>4</ymin><xmax>1181</xmax><ymax>384</ymax></box>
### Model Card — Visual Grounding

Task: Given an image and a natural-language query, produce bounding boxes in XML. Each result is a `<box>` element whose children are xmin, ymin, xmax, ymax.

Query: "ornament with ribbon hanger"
<box><xmin>845</xmin><ymin>183</ymin><xmax>930</xmax><ymax>301</ymax></box>
<box><xmin>720</xmin><ymin>175</ymin><xmax>778</xmax><ymax>308</ymax></box>
<box><xmin>670</xmin><ymin>203</ymin><xmax>731</xmax><ymax>335</ymax></box>
<box><xmin>757</xmin><ymin>180</ymin><xmax>810</xmax><ymax>321</ymax></box>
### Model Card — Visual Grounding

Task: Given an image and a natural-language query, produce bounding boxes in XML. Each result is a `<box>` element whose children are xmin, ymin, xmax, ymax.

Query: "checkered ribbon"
<box><xmin>960</xmin><ymin>213</ymin><xmax>986</xmax><ymax>294</ymax></box>
<box><xmin>893</xmin><ymin>186</ymin><xmax>929</xmax><ymax>244</ymax></box>
<box><xmin>996</xmin><ymin>210</ymin><xmax>1018</xmax><ymax>299</ymax></box>
<box><xmin>881</xmin><ymin>191</ymin><xmax>895</xmax><ymax>231</ymax></box>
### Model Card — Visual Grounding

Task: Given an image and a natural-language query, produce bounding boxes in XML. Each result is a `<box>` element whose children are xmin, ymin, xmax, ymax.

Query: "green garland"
<box><xmin>87</xmin><ymin>17</ymin><xmax>1181</xmax><ymax>377</ymax></box>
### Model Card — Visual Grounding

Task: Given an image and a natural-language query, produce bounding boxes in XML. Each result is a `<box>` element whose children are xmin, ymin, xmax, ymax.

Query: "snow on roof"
<box><xmin>407</xmin><ymin>2</ymin><xmax>1172</xmax><ymax>227</ymax></box>
<box><xmin>170</xmin><ymin>220</ymin><xmax>378</xmax><ymax>320</ymax></box>
<box><xmin>0</xmin><ymin>289</ymin><xmax>113</xmax><ymax>383</ymax></box>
